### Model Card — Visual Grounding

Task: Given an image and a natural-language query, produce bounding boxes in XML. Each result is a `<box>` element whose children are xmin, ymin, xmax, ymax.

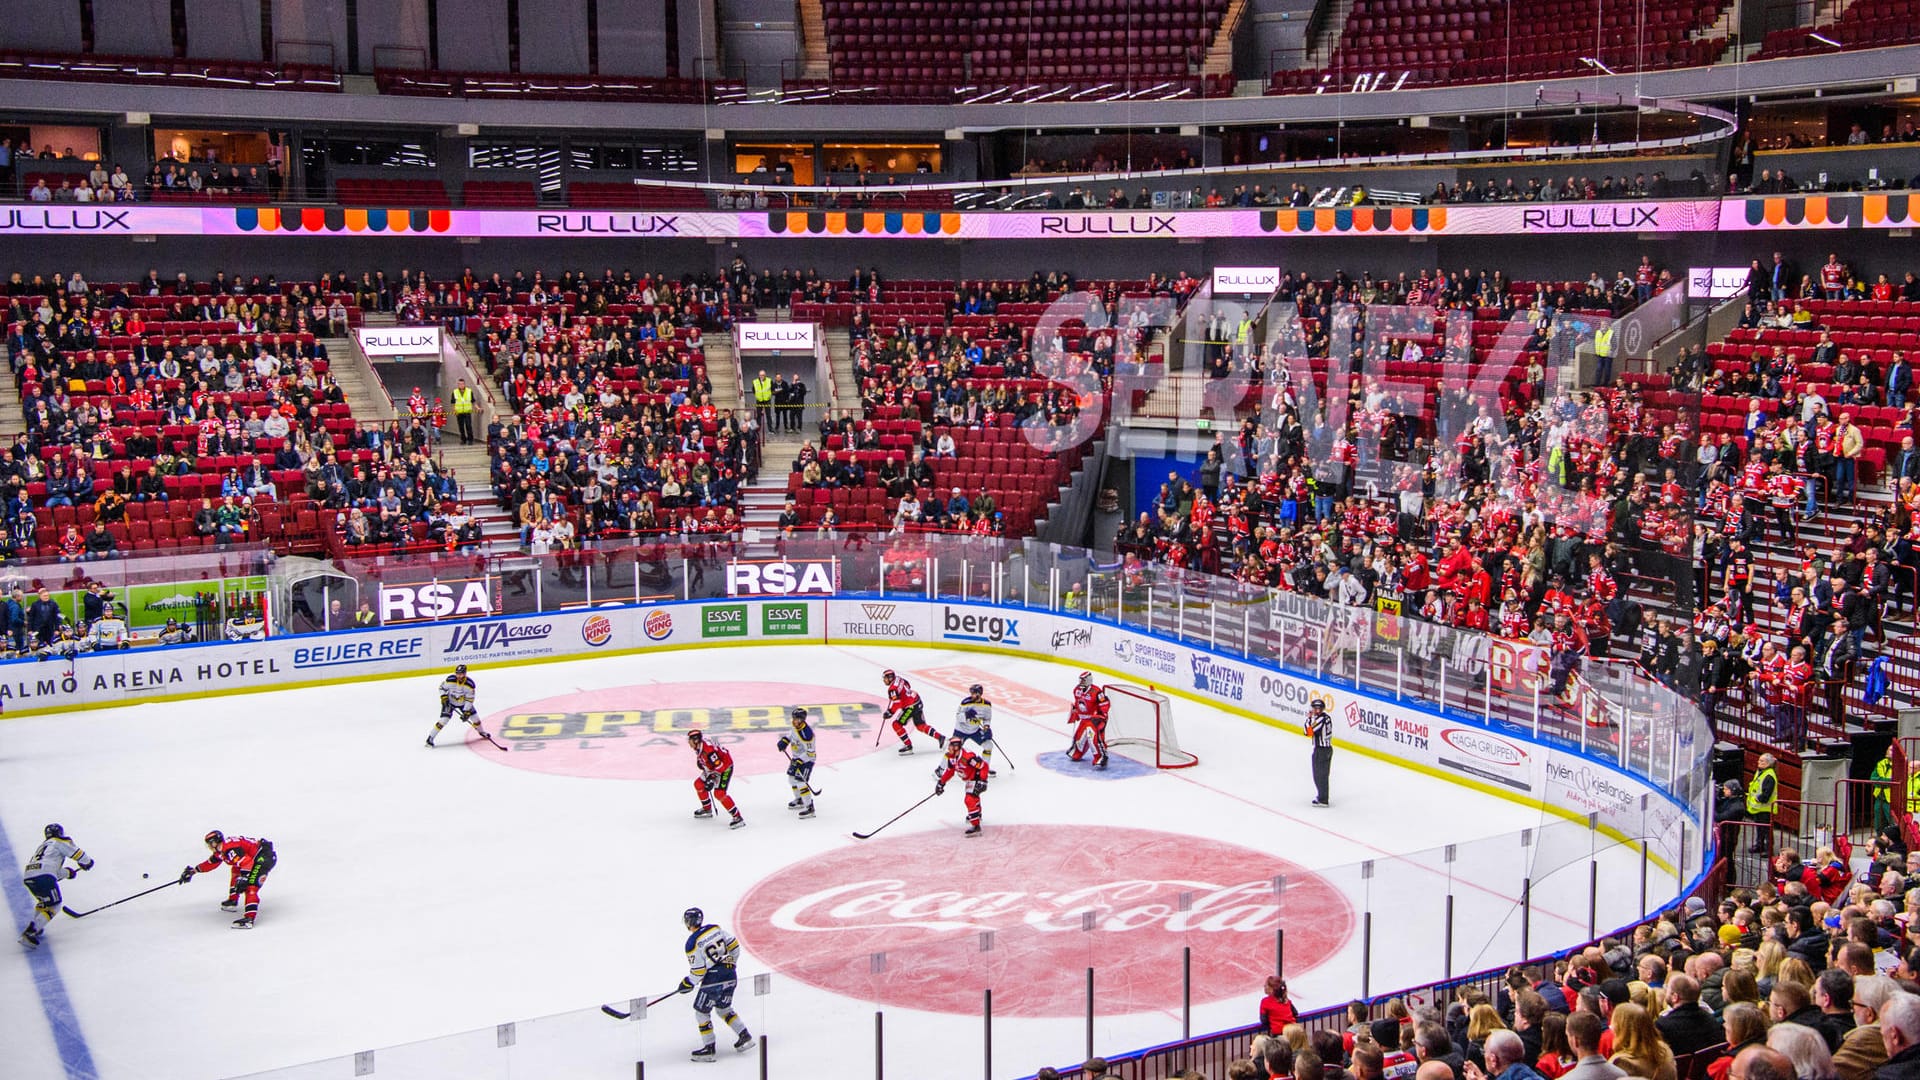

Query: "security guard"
<box><xmin>752</xmin><ymin>369</ymin><xmax>774</xmax><ymax>431</ymax></box>
<box><xmin>1593</xmin><ymin>322</ymin><xmax>1616</xmax><ymax>387</ymax></box>
<box><xmin>1306</xmin><ymin>698</ymin><xmax>1333</xmax><ymax>807</ymax></box>
<box><xmin>1872</xmin><ymin>752</ymin><xmax>1895</xmax><ymax>836</ymax></box>
<box><xmin>451</xmin><ymin>378</ymin><xmax>476</xmax><ymax>444</ymax></box>
<box><xmin>1745</xmin><ymin>752</ymin><xmax>1778</xmax><ymax>854</ymax></box>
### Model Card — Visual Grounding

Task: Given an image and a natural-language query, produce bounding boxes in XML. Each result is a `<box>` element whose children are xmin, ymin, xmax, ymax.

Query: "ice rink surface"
<box><xmin>0</xmin><ymin>643</ymin><xmax>1660</xmax><ymax>1080</ymax></box>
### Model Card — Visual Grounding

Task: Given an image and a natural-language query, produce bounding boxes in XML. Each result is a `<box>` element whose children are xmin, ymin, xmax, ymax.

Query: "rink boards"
<box><xmin>0</xmin><ymin>595</ymin><xmax>1704</xmax><ymax>880</ymax></box>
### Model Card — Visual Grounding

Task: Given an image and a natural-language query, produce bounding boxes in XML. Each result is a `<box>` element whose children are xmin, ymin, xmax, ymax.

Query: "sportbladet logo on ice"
<box><xmin>1188</xmin><ymin>654</ymin><xmax>1245</xmax><ymax>701</ymax></box>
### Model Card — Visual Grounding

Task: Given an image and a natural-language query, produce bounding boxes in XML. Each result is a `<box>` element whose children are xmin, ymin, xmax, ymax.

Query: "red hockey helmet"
<box><xmin>1077</xmin><ymin>671</ymin><xmax>1093</xmax><ymax>687</ymax></box>
<box><xmin>882</xmin><ymin>669</ymin><xmax>896</xmax><ymax>683</ymax></box>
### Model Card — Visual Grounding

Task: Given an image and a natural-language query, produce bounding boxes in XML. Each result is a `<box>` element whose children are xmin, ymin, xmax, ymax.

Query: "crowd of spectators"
<box><xmin>2</xmin><ymin>268</ymin><xmax>469</xmax><ymax>562</ymax></box>
<box><xmin>430</xmin><ymin>265</ymin><xmax>758</xmax><ymax>549</ymax></box>
<box><xmin>1109</xmin><ymin>255</ymin><xmax>1920</xmax><ymax>748</ymax></box>
<box><xmin>1043</xmin><ymin>830</ymin><xmax>1920</xmax><ymax>1080</ymax></box>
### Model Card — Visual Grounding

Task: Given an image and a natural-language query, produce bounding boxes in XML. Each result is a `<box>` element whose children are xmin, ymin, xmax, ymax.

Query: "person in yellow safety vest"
<box><xmin>1873</xmin><ymin>753</ymin><xmax>1895</xmax><ymax>836</ymax></box>
<box><xmin>451</xmin><ymin>379</ymin><xmax>476</xmax><ymax>445</ymax></box>
<box><xmin>1907</xmin><ymin>768</ymin><xmax>1920</xmax><ymax>817</ymax></box>
<box><xmin>752</xmin><ymin>370</ymin><xmax>774</xmax><ymax>431</ymax></box>
<box><xmin>1745</xmin><ymin>752</ymin><xmax>1778</xmax><ymax>854</ymax></box>
<box><xmin>1593</xmin><ymin>323</ymin><xmax>1616</xmax><ymax>388</ymax></box>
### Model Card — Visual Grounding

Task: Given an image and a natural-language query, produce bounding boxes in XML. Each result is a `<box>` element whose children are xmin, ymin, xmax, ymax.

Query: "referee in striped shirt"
<box><xmin>1306</xmin><ymin>698</ymin><xmax>1333</xmax><ymax>807</ymax></box>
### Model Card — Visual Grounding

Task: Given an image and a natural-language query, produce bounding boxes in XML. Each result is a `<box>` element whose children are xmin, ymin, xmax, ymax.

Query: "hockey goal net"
<box><xmin>1103</xmin><ymin>683</ymin><xmax>1199</xmax><ymax>769</ymax></box>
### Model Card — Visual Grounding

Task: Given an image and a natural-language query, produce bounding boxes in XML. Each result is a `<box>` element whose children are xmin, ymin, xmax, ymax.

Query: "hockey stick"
<box><xmin>852</xmin><ymin>792</ymin><xmax>936</xmax><ymax>840</ymax></box>
<box><xmin>601</xmin><ymin>989</ymin><xmax>682</xmax><ymax>1019</ymax></box>
<box><xmin>63</xmin><ymin>878</ymin><xmax>178</xmax><ymax>918</ymax></box>
<box><xmin>477</xmin><ymin>728</ymin><xmax>510</xmax><ymax>752</ymax></box>
<box><xmin>778</xmin><ymin>748</ymin><xmax>824</xmax><ymax>797</ymax></box>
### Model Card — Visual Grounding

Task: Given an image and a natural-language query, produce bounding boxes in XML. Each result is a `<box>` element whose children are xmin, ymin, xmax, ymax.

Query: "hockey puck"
<box><xmin>142</xmin><ymin>873</ymin><xmax>149</xmax><ymax>878</ymax></box>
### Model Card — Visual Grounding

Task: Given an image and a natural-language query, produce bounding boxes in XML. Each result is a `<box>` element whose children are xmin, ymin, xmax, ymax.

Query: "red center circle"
<box><xmin>735</xmin><ymin>824</ymin><xmax>1354</xmax><ymax>1016</ymax></box>
<box><xmin>471</xmin><ymin>681</ymin><xmax>888</xmax><ymax>780</ymax></box>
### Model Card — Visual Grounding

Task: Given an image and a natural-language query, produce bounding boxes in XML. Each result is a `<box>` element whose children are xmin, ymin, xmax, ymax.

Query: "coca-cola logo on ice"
<box><xmin>735</xmin><ymin>825</ymin><xmax>1353</xmax><ymax>1016</ymax></box>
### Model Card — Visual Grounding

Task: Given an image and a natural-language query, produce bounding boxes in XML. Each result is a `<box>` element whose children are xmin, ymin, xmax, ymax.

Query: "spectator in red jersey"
<box><xmin>1262</xmin><ymin>976</ymin><xmax>1300</xmax><ymax>1035</ymax></box>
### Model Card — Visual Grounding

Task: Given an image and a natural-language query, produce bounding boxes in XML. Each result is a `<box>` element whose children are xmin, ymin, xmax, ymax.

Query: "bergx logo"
<box><xmin>941</xmin><ymin>608</ymin><xmax>1020</xmax><ymax>645</ymax></box>
<box><xmin>735</xmin><ymin>825</ymin><xmax>1352</xmax><ymax>1017</ymax></box>
<box><xmin>445</xmin><ymin>621</ymin><xmax>553</xmax><ymax>655</ymax></box>
<box><xmin>1188</xmin><ymin>654</ymin><xmax>1245</xmax><ymax>701</ymax></box>
<box><xmin>727</xmin><ymin>561</ymin><xmax>838</xmax><ymax>596</ymax></box>
<box><xmin>380</xmin><ymin>581</ymin><xmax>495</xmax><ymax>623</ymax></box>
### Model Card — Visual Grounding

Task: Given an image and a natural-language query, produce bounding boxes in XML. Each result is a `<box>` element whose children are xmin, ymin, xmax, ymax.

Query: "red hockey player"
<box><xmin>934</xmin><ymin>736</ymin><xmax>991</xmax><ymax>837</ymax></box>
<box><xmin>178</xmin><ymin>829</ymin><xmax>278</xmax><ymax>929</ymax></box>
<box><xmin>687</xmin><ymin>729</ymin><xmax>745</xmax><ymax>829</ymax></box>
<box><xmin>1066</xmin><ymin>671</ymin><xmax>1112</xmax><ymax>769</ymax></box>
<box><xmin>882</xmin><ymin>669</ymin><xmax>942</xmax><ymax>755</ymax></box>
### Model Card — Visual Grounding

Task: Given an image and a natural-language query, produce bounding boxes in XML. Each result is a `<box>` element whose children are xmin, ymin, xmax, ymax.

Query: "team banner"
<box><xmin>3</xmin><ymin>195</ymin><xmax>1909</xmax><ymax>239</ymax></box>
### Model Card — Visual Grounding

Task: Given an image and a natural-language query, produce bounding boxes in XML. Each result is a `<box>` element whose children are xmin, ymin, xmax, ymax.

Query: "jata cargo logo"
<box><xmin>480</xmin><ymin>681</ymin><xmax>886</xmax><ymax>779</ymax></box>
<box><xmin>445</xmin><ymin>620</ymin><xmax>553</xmax><ymax>657</ymax></box>
<box><xmin>643</xmin><ymin>610</ymin><xmax>674</xmax><ymax>641</ymax></box>
<box><xmin>1437</xmin><ymin>726</ymin><xmax>1534</xmax><ymax>792</ymax></box>
<box><xmin>1344</xmin><ymin>701</ymin><xmax>1390</xmax><ymax>739</ymax></box>
<box><xmin>1114</xmin><ymin>638</ymin><xmax>1178</xmax><ymax>674</ymax></box>
<box><xmin>727</xmin><ymin>560</ymin><xmax>838</xmax><ymax>597</ymax></box>
<box><xmin>941</xmin><ymin>608</ymin><xmax>1020</xmax><ymax>645</ymax></box>
<box><xmin>581</xmin><ymin>615</ymin><xmax>613</xmax><ymax>647</ymax></box>
<box><xmin>1188</xmin><ymin>654</ymin><xmax>1244</xmax><ymax>701</ymax></box>
<box><xmin>736</xmin><ymin>825</ymin><xmax>1352</xmax><ymax>1016</ymax></box>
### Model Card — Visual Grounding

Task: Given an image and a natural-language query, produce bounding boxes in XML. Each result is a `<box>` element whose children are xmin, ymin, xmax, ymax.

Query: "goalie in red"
<box><xmin>934</xmin><ymin>736</ymin><xmax>990</xmax><ymax>836</ymax></box>
<box><xmin>882</xmin><ymin>669</ymin><xmax>943</xmax><ymax>755</ymax></box>
<box><xmin>1066</xmin><ymin>671</ymin><xmax>1111</xmax><ymax>770</ymax></box>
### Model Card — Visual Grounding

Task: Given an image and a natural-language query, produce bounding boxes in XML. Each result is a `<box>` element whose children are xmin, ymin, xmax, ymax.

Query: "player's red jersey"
<box><xmin>887</xmin><ymin>677</ymin><xmax>922</xmax><ymax>711</ymax></box>
<box><xmin>937</xmin><ymin>746</ymin><xmax>991</xmax><ymax>786</ymax></box>
<box><xmin>1070</xmin><ymin>683</ymin><xmax>1111</xmax><ymax>724</ymax></box>
<box><xmin>193</xmin><ymin>835</ymin><xmax>266</xmax><ymax>875</ymax></box>
<box><xmin>1587</xmin><ymin>567</ymin><xmax>1619</xmax><ymax>603</ymax></box>
<box><xmin>694</xmin><ymin>742</ymin><xmax>734</xmax><ymax>776</ymax></box>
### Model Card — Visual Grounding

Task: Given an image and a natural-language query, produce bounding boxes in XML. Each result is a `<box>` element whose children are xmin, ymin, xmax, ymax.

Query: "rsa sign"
<box><xmin>725</xmin><ymin>560</ymin><xmax>839</xmax><ymax>597</ymax></box>
<box><xmin>380</xmin><ymin>578</ymin><xmax>498</xmax><ymax>623</ymax></box>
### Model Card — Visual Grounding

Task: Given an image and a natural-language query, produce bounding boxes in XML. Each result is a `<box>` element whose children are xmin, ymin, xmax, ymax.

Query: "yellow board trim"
<box><xmin>3</xmin><ymin>626</ymin><xmax>1688</xmax><ymax>877</ymax></box>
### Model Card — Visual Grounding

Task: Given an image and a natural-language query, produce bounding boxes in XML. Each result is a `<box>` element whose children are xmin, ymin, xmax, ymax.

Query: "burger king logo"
<box><xmin>644</xmin><ymin>610</ymin><xmax>674</xmax><ymax>641</ymax></box>
<box><xmin>581</xmin><ymin>614</ymin><xmax>613</xmax><ymax>647</ymax></box>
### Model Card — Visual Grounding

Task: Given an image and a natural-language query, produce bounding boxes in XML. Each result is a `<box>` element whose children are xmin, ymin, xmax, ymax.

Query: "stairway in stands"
<box><xmin>0</xmin><ymin>343</ymin><xmax>24</xmax><ymax>440</ymax></box>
